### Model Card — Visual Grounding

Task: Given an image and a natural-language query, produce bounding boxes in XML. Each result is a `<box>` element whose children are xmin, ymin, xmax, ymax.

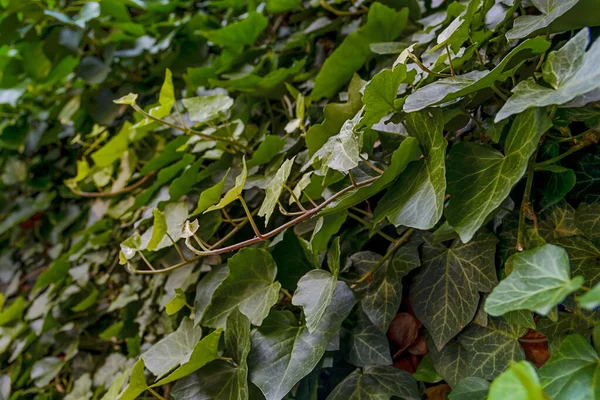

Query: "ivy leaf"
<box><xmin>194</xmin><ymin>266</ymin><xmax>229</xmax><ymax>325</ymax></box>
<box><xmin>487</xmin><ymin>361</ymin><xmax>546</xmax><ymax>400</ymax></box>
<box><xmin>458</xmin><ymin>318</ymin><xmax>527</xmax><ymax>380</ymax></box>
<box><xmin>428</xmin><ymin>338</ymin><xmax>470</xmax><ymax>387</ymax></box>
<box><xmin>326</xmin><ymin>366</ymin><xmax>419</xmax><ymax>400</ymax></box>
<box><xmin>249</xmin><ymin>282</ymin><xmax>356</xmax><ymax>400</ymax></box>
<box><xmin>171</xmin><ymin>310</ymin><xmax>250</xmax><ymax>400</ymax></box>
<box><xmin>505</xmin><ymin>0</ymin><xmax>580</xmax><ymax>40</ymax></box>
<box><xmin>345</xmin><ymin>311</ymin><xmax>392</xmax><ymax>367</ymax></box>
<box><xmin>445</xmin><ymin>108</ymin><xmax>552</xmax><ymax>242</ymax></box>
<box><xmin>141</xmin><ymin>202</ymin><xmax>188</xmax><ymax>251</ymax></box>
<box><xmin>374</xmin><ymin>109</ymin><xmax>446</xmax><ymax>230</ymax></box>
<box><xmin>362</xmin><ymin>64</ymin><xmax>409</xmax><ymax>127</ymax></box>
<box><xmin>191</xmin><ymin>172</ymin><xmax>228</xmax><ymax>217</ymax></box>
<box><xmin>448</xmin><ymin>377</ymin><xmax>490</xmax><ymax>400</ymax></box>
<box><xmin>552</xmin><ymin>236</ymin><xmax>600</xmax><ymax>287</ymax></box>
<box><xmin>539</xmin><ymin>334</ymin><xmax>600</xmax><ymax>400</ymax></box>
<box><xmin>292</xmin><ymin>269</ymin><xmax>336</xmax><ymax>334</ymax></box>
<box><xmin>116</xmin><ymin>359</ymin><xmax>146</xmax><ymax>400</ymax></box>
<box><xmin>578</xmin><ymin>283</ymin><xmax>600</xmax><ymax>310</ymax></box>
<box><xmin>201</xmin><ymin>248</ymin><xmax>280</xmax><ymax>328</ymax></box>
<box><xmin>485</xmin><ymin>244</ymin><xmax>584</xmax><ymax>316</ymax></box>
<box><xmin>403</xmin><ymin>38</ymin><xmax>550</xmax><ymax>113</ymax></box>
<box><xmin>258</xmin><ymin>157</ymin><xmax>295</xmax><ymax>226</ymax></box>
<box><xmin>114</xmin><ymin>93</ymin><xmax>138</xmax><ymax>105</ymax></box>
<box><xmin>149</xmin><ymin>68</ymin><xmax>175</xmax><ymax>119</ymax></box>
<box><xmin>141</xmin><ymin>318</ymin><xmax>203</xmax><ymax>378</ymax></box>
<box><xmin>182</xmin><ymin>94</ymin><xmax>234</xmax><ymax>124</ymax></box>
<box><xmin>497</xmin><ymin>29</ymin><xmax>600</xmax><ymax>121</ymax></box>
<box><xmin>312</xmin><ymin>4</ymin><xmax>409</xmax><ymax>100</ymax></box>
<box><xmin>206</xmin><ymin>158</ymin><xmax>247</xmax><ymax>212</ymax></box>
<box><xmin>201</xmin><ymin>12</ymin><xmax>268</xmax><ymax>48</ymax></box>
<box><xmin>576</xmin><ymin>203</ymin><xmax>600</xmax><ymax>240</ymax></box>
<box><xmin>537</xmin><ymin>301</ymin><xmax>600</xmax><ymax>351</ymax></box>
<box><xmin>308</xmin><ymin>108</ymin><xmax>364</xmax><ymax>174</ymax></box>
<box><xmin>321</xmin><ymin>137</ymin><xmax>421</xmax><ymax>215</ymax></box>
<box><xmin>146</xmin><ymin>209</ymin><xmax>167</xmax><ymax>251</ymax></box>
<box><xmin>411</xmin><ymin>232</ymin><xmax>498</xmax><ymax>350</ymax></box>
<box><xmin>247</xmin><ymin>136</ymin><xmax>285</xmax><ymax>169</ymax></box>
<box><xmin>360</xmin><ymin>241</ymin><xmax>421</xmax><ymax>332</ymax></box>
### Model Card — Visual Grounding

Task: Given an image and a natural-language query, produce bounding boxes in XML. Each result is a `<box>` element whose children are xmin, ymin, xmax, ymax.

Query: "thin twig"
<box><xmin>360</xmin><ymin>156</ymin><xmax>384</xmax><ymax>175</ymax></box>
<box><xmin>284</xmin><ymin>185</ymin><xmax>308</xmax><ymax>212</ymax></box>
<box><xmin>445</xmin><ymin>44</ymin><xmax>455</xmax><ymax>76</ymax></box>
<box><xmin>535</xmin><ymin>130</ymin><xmax>600</xmax><ymax>170</ymax></box>
<box><xmin>69</xmin><ymin>172</ymin><xmax>155</xmax><ymax>198</ymax></box>
<box><xmin>319</xmin><ymin>0</ymin><xmax>367</xmax><ymax>16</ymax></box>
<box><xmin>407</xmin><ymin>52</ymin><xmax>452</xmax><ymax>77</ymax></box>
<box><xmin>239</xmin><ymin>197</ymin><xmax>264</xmax><ymax>239</ymax></box>
<box><xmin>348</xmin><ymin>212</ymin><xmax>397</xmax><ymax>243</ymax></box>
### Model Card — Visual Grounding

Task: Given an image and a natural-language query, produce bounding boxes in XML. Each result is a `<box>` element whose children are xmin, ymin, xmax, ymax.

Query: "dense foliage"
<box><xmin>2</xmin><ymin>0</ymin><xmax>600</xmax><ymax>399</ymax></box>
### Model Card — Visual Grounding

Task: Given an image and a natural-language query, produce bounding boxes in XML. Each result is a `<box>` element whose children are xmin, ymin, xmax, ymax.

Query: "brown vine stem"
<box><xmin>351</xmin><ymin>228</ymin><xmax>414</xmax><ymax>287</ymax></box>
<box><xmin>535</xmin><ymin>130</ymin><xmax>600</xmax><ymax>171</ymax></box>
<box><xmin>133</xmin><ymin>176</ymin><xmax>380</xmax><ymax>274</ymax></box>
<box><xmin>68</xmin><ymin>172</ymin><xmax>155</xmax><ymax>198</ymax></box>
<box><xmin>517</xmin><ymin>150</ymin><xmax>537</xmax><ymax>251</ymax></box>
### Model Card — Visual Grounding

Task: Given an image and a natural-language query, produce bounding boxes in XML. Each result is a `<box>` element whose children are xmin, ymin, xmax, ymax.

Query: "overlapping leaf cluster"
<box><xmin>2</xmin><ymin>0</ymin><xmax>600</xmax><ymax>399</ymax></box>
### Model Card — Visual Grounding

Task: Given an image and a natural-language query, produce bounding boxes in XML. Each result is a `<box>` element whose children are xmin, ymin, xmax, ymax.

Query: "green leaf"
<box><xmin>258</xmin><ymin>157</ymin><xmax>295</xmax><ymax>226</ymax></box>
<box><xmin>165</xmin><ymin>289</ymin><xmax>187</xmax><ymax>315</ymax></box>
<box><xmin>194</xmin><ymin>266</ymin><xmax>229</xmax><ymax>325</ymax></box>
<box><xmin>362</xmin><ymin>64</ymin><xmax>408</xmax><ymax>127</ymax></box>
<box><xmin>579</xmin><ymin>283</ymin><xmax>600</xmax><ymax>310</ymax></box>
<box><xmin>201</xmin><ymin>12</ymin><xmax>268</xmax><ymax>48</ymax></box>
<box><xmin>541</xmin><ymin>166</ymin><xmax>576</xmax><ymax>209</ymax></box>
<box><xmin>206</xmin><ymin>158</ymin><xmax>247</xmax><ymax>212</ymax></box>
<box><xmin>147</xmin><ymin>209</ymin><xmax>167</xmax><ymax>251</ymax></box>
<box><xmin>308</xmin><ymin>108</ymin><xmax>364</xmax><ymax>174</ymax></box>
<box><xmin>320</xmin><ymin>137</ymin><xmax>422</xmax><ymax>215</ymax></box>
<box><xmin>249</xmin><ymin>282</ymin><xmax>356</xmax><ymax>400</ymax></box>
<box><xmin>411</xmin><ymin>232</ymin><xmax>498</xmax><ymax>350</ymax></box>
<box><xmin>485</xmin><ymin>244</ymin><xmax>584</xmax><ymax>316</ymax></box>
<box><xmin>312</xmin><ymin>4</ymin><xmax>409</xmax><ymax>100</ymax></box>
<box><xmin>576</xmin><ymin>203</ymin><xmax>600</xmax><ymax>240</ymax></box>
<box><xmin>503</xmin><ymin>310</ymin><xmax>536</xmax><ymax>330</ymax></box>
<box><xmin>149</xmin><ymin>68</ymin><xmax>175</xmax><ymax>119</ymax></box>
<box><xmin>141</xmin><ymin>202</ymin><xmax>188</xmax><ymax>251</ymax></box>
<box><xmin>505</xmin><ymin>0</ymin><xmax>580</xmax><ymax>40</ymax></box>
<box><xmin>201</xmin><ymin>248</ymin><xmax>280</xmax><ymax>328</ymax></box>
<box><xmin>345</xmin><ymin>311</ymin><xmax>392</xmax><ymax>367</ymax></box>
<box><xmin>152</xmin><ymin>329</ymin><xmax>222</xmax><ymax>386</ymax></box>
<box><xmin>306</xmin><ymin>74</ymin><xmax>364</xmax><ymax>155</ymax></box>
<box><xmin>191</xmin><ymin>172</ymin><xmax>228</xmax><ymax>216</ymax></box>
<box><xmin>114</xmin><ymin>93</ymin><xmax>138</xmax><ymax>105</ymax></box>
<box><xmin>552</xmin><ymin>236</ymin><xmax>600</xmax><ymax>287</ymax></box>
<box><xmin>171</xmin><ymin>310</ymin><xmax>250</xmax><ymax>400</ymax></box>
<box><xmin>266</xmin><ymin>0</ymin><xmax>300</xmax><ymax>13</ymax></box>
<box><xmin>247</xmin><ymin>136</ymin><xmax>285</xmax><ymax>169</ymax></box>
<box><xmin>182</xmin><ymin>94</ymin><xmax>234</xmax><ymax>124</ymax></box>
<box><xmin>403</xmin><ymin>38</ymin><xmax>550</xmax><ymax>113</ymax></box>
<box><xmin>497</xmin><ymin>29</ymin><xmax>600</xmax><ymax>121</ymax></box>
<box><xmin>117</xmin><ymin>359</ymin><xmax>147</xmax><ymax>400</ymax></box>
<box><xmin>374</xmin><ymin>109</ymin><xmax>446</xmax><ymax>230</ymax></box>
<box><xmin>91</xmin><ymin>122</ymin><xmax>133</xmax><ymax>168</ymax></box>
<box><xmin>141</xmin><ymin>318</ymin><xmax>203</xmax><ymax>378</ymax></box>
<box><xmin>458</xmin><ymin>318</ymin><xmax>527</xmax><ymax>380</ymax></box>
<box><xmin>412</xmin><ymin>353</ymin><xmax>443</xmax><ymax>383</ymax></box>
<box><xmin>539</xmin><ymin>334</ymin><xmax>600</xmax><ymax>400</ymax></box>
<box><xmin>487</xmin><ymin>361</ymin><xmax>546</xmax><ymax>400</ymax></box>
<box><xmin>292</xmin><ymin>269</ymin><xmax>336</xmax><ymax>334</ymax></box>
<box><xmin>448</xmin><ymin>377</ymin><xmax>490</xmax><ymax>400</ymax></box>
<box><xmin>0</xmin><ymin>297</ymin><xmax>25</xmax><ymax>327</ymax></box>
<box><xmin>428</xmin><ymin>337</ymin><xmax>470</xmax><ymax>387</ymax></box>
<box><xmin>360</xmin><ymin>240</ymin><xmax>420</xmax><ymax>332</ymax></box>
<box><xmin>310</xmin><ymin>212</ymin><xmax>347</xmax><ymax>259</ymax></box>
<box><xmin>326</xmin><ymin>366</ymin><xmax>419</xmax><ymax>400</ymax></box>
<box><xmin>445</xmin><ymin>108</ymin><xmax>552</xmax><ymax>242</ymax></box>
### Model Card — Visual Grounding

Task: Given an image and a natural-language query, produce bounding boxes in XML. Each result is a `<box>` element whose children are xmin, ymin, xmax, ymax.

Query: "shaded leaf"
<box><xmin>326</xmin><ymin>366</ymin><xmax>419</xmax><ymax>400</ymax></box>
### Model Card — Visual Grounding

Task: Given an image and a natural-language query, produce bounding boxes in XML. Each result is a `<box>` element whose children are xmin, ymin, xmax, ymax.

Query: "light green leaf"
<box><xmin>91</xmin><ymin>122</ymin><xmax>133</xmax><ymax>168</ymax></box>
<box><xmin>486</xmin><ymin>244</ymin><xmax>584</xmax><ymax>316</ymax></box>
<box><xmin>247</xmin><ymin>135</ymin><xmax>285</xmax><ymax>169</ymax></box>
<box><xmin>147</xmin><ymin>209</ymin><xmax>167</xmax><ymax>251</ymax></box>
<box><xmin>458</xmin><ymin>318</ymin><xmax>527</xmax><ymax>380</ymax></box>
<box><xmin>142</xmin><ymin>202</ymin><xmax>188</xmax><ymax>251</ymax></box>
<box><xmin>289</xmin><ymin>172</ymin><xmax>312</xmax><ymax>206</ymax></box>
<box><xmin>539</xmin><ymin>334</ymin><xmax>600</xmax><ymax>400</ymax></box>
<box><xmin>497</xmin><ymin>29</ymin><xmax>600</xmax><ymax>121</ymax></box>
<box><xmin>446</xmin><ymin>108</ymin><xmax>552</xmax><ymax>242</ymax></box>
<box><xmin>308</xmin><ymin>108</ymin><xmax>364</xmax><ymax>174</ymax></box>
<box><xmin>362</xmin><ymin>64</ymin><xmax>408</xmax><ymax>127</ymax></box>
<box><xmin>411</xmin><ymin>232</ymin><xmax>498</xmax><ymax>350</ymax></box>
<box><xmin>505</xmin><ymin>0</ymin><xmax>580</xmax><ymax>40</ymax></box>
<box><xmin>65</xmin><ymin>373</ymin><xmax>92</xmax><ymax>400</ymax></box>
<box><xmin>361</xmin><ymin>241</ymin><xmax>420</xmax><ymax>332</ymax></box>
<box><xmin>403</xmin><ymin>37</ymin><xmax>550</xmax><ymax>113</ymax></box>
<box><xmin>258</xmin><ymin>157</ymin><xmax>295</xmax><ymax>226</ymax></box>
<box><xmin>149</xmin><ymin>68</ymin><xmax>175</xmax><ymax>119</ymax></box>
<box><xmin>487</xmin><ymin>361</ymin><xmax>546</xmax><ymax>400</ymax></box>
<box><xmin>114</xmin><ymin>93</ymin><xmax>138</xmax><ymax>105</ymax></box>
<box><xmin>191</xmin><ymin>172</ymin><xmax>228</xmax><ymax>217</ymax></box>
<box><xmin>312</xmin><ymin>4</ymin><xmax>409</xmax><ymax>100</ymax></box>
<box><xmin>152</xmin><ymin>329</ymin><xmax>222</xmax><ymax>386</ymax></box>
<box><xmin>578</xmin><ymin>283</ymin><xmax>600</xmax><ymax>310</ymax></box>
<box><xmin>503</xmin><ymin>310</ymin><xmax>536</xmax><ymax>330</ymax></box>
<box><xmin>249</xmin><ymin>282</ymin><xmax>356</xmax><ymax>400</ymax></box>
<box><xmin>206</xmin><ymin>158</ymin><xmax>247</xmax><ymax>212</ymax></box>
<box><xmin>320</xmin><ymin>137</ymin><xmax>421</xmax><ymax>215</ymax></box>
<box><xmin>326</xmin><ymin>366</ymin><xmax>419</xmax><ymax>400</ymax></box>
<box><xmin>292</xmin><ymin>269</ymin><xmax>336</xmax><ymax>334</ymax></box>
<box><xmin>201</xmin><ymin>12</ymin><xmax>268</xmax><ymax>48</ymax></box>
<box><xmin>171</xmin><ymin>310</ymin><xmax>250</xmax><ymax>400</ymax></box>
<box><xmin>117</xmin><ymin>359</ymin><xmax>147</xmax><ymax>400</ymax></box>
<box><xmin>374</xmin><ymin>109</ymin><xmax>446</xmax><ymax>230</ymax></box>
<box><xmin>141</xmin><ymin>318</ymin><xmax>203</xmax><ymax>378</ymax></box>
<box><xmin>165</xmin><ymin>289</ymin><xmax>187</xmax><ymax>315</ymax></box>
<box><xmin>120</xmin><ymin>233</ymin><xmax>142</xmax><ymax>261</ymax></box>
<box><xmin>448</xmin><ymin>377</ymin><xmax>489</xmax><ymax>400</ymax></box>
<box><xmin>182</xmin><ymin>94</ymin><xmax>234</xmax><ymax>124</ymax></box>
<box><xmin>201</xmin><ymin>248</ymin><xmax>280</xmax><ymax>328</ymax></box>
